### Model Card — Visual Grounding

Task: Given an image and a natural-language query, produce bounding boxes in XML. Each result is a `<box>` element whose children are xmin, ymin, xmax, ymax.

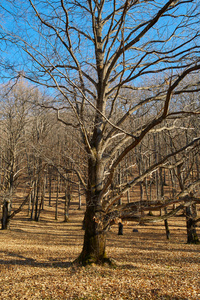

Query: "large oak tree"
<box><xmin>1</xmin><ymin>0</ymin><xmax>200</xmax><ymax>263</ymax></box>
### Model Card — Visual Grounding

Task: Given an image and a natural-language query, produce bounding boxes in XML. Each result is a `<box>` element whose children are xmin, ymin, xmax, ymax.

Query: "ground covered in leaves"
<box><xmin>0</xmin><ymin>204</ymin><xmax>200</xmax><ymax>299</ymax></box>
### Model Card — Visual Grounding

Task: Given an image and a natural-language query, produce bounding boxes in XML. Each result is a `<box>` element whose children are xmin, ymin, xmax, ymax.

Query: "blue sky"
<box><xmin>0</xmin><ymin>0</ymin><xmax>199</xmax><ymax>91</ymax></box>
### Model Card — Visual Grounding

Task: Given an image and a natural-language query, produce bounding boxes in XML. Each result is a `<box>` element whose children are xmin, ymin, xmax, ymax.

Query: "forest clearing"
<box><xmin>1</xmin><ymin>1</ymin><xmax>200</xmax><ymax>298</ymax></box>
<box><xmin>0</xmin><ymin>196</ymin><xmax>199</xmax><ymax>300</ymax></box>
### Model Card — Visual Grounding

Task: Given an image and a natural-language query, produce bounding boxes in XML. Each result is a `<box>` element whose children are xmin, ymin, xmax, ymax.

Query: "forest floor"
<box><xmin>0</xmin><ymin>197</ymin><xmax>200</xmax><ymax>300</ymax></box>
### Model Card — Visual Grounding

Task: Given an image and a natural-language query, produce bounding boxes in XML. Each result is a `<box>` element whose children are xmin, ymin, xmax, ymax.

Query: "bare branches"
<box><xmin>9</xmin><ymin>189</ymin><xmax>32</xmax><ymax>220</ymax></box>
<box><xmin>105</xmin><ymin>0</ymin><xmax>186</xmax><ymax>84</ymax></box>
<box><xmin>102</xmin><ymin>136</ymin><xmax>200</xmax><ymax>210</ymax></box>
<box><xmin>38</xmin><ymin>103</ymin><xmax>80</xmax><ymax>129</ymax></box>
<box><xmin>101</xmin><ymin>62</ymin><xmax>200</xmax><ymax>198</ymax></box>
<box><xmin>103</xmin><ymin>191</ymin><xmax>200</xmax><ymax>230</ymax></box>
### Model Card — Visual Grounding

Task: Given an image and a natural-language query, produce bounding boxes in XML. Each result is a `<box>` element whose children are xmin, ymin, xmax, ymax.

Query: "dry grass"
<box><xmin>0</xmin><ymin>199</ymin><xmax>200</xmax><ymax>300</ymax></box>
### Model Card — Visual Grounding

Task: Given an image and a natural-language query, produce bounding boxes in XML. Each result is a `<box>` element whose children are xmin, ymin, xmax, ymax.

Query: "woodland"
<box><xmin>0</xmin><ymin>1</ymin><xmax>200</xmax><ymax>296</ymax></box>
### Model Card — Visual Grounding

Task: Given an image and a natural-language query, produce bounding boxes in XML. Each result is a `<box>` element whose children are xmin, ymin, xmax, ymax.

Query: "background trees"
<box><xmin>0</xmin><ymin>0</ymin><xmax>200</xmax><ymax>263</ymax></box>
<box><xmin>0</xmin><ymin>81</ymin><xmax>33</xmax><ymax>228</ymax></box>
<box><xmin>0</xmin><ymin>81</ymin><xmax>87</xmax><ymax>228</ymax></box>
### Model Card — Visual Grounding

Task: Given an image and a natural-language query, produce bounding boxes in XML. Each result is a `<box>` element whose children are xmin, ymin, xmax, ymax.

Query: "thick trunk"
<box><xmin>78</xmin><ymin>205</ymin><xmax>107</xmax><ymax>265</ymax></box>
<box><xmin>77</xmin><ymin>155</ymin><xmax>110</xmax><ymax>265</ymax></box>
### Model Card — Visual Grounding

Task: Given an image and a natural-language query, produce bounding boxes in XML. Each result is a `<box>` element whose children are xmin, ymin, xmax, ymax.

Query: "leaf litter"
<box><xmin>0</xmin><ymin>206</ymin><xmax>199</xmax><ymax>300</ymax></box>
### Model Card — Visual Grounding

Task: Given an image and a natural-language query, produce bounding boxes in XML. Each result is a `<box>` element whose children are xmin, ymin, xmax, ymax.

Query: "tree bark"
<box><xmin>55</xmin><ymin>178</ymin><xmax>59</xmax><ymax>221</ymax></box>
<box><xmin>186</xmin><ymin>205</ymin><xmax>199</xmax><ymax>244</ymax></box>
<box><xmin>34</xmin><ymin>179</ymin><xmax>40</xmax><ymax>221</ymax></box>
<box><xmin>78</xmin><ymin>182</ymin><xmax>82</xmax><ymax>210</ymax></box>
<box><xmin>77</xmin><ymin>157</ymin><xmax>109</xmax><ymax>265</ymax></box>
<box><xmin>48</xmin><ymin>166</ymin><xmax>52</xmax><ymax>206</ymax></box>
<box><xmin>1</xmin><ymin>199</ymin><xmax>11</xmax><ymax>230</ymax></box>
<box><xmin>64</xmin><ymin>183</ymin><xmax>71</xmax><ymax>222</ymax></box>
<box><xmin>164</xmin><ymin>208</ymin><xmax>170</xmax><ymax>240</ymax></box>
<box><xmin>77</xmin><ymin>205</ymin><xmax>107</xmax><ymax>265</ymax></box>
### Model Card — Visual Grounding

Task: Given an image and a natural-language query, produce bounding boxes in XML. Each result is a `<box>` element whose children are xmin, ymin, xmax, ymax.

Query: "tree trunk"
<box><xmin>48</xmin><ymin>167</ymin><xmax>52</xmax><ymax>206</ymax></box>
<box><xmin>34</xmin><ymin>179</ymin><xmax>40</xmax><ymax>221</ymax></box>
<box><xmin>1</xmin><ymin>199</ymin><xmax>11</xmax><ymax>230</ymax></box>
<box><xmin>41</xmin><ymin>176</ymin><xmax>46</xmax><ymax>210</ymax></box>
<box><xmin>164</xmin><ymin>208</ymin><xmax>170</xmax><ymax>240</ymax></box>
<box><xmin>55</xmin><ymin>181</ymin><xmax>59</xmax><ymax>221</ymax></box>
<box><xmin>30</xmin><ymin>182</ymin><xmax>36</xmax><ymax>220</ymax></box>
<box><xmin>64</xmin><ymin>183</ymin><xmax>71</xmax><ymax>222</ymax></box>
<box><xmin>77</xmin><ymin>205</ymin><xmax>107</xmax><ymax>265</ymax></box>
<box><xmin>37</xmin><ymin>195</ymin><xmax>43</xmax><ymax>221</ymax></box>
<box><xmin>78</xmin><ymin>182</ymin><xmax>82</xmax><ymax>210</ymax></box>
<box><xmin>186</xmin><ymin>205</ymin><xmax>199</xmax><ymax>244</ymax></box>
<box><xmin>77</xmin><ymin>156</ymin><xmax>109</xmax><ymax>265</ymax></box>
<box><xmin>118</xmin><ymin>222</ymin><xmax>123</xmax><ymax>235</ymax></box>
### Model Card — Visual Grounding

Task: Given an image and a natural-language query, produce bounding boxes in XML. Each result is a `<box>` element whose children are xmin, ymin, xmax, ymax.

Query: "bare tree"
<box><xmin>27</xmin><ymin>107</ymin><xmax>55</xmax><ymax>221</ymax></box>
<box><xmin>0</xmin><ymin>81</ymin><xmax>34</xmax><ymax>228</ymax></box>
<box><xmin>1</xmin><ymin>0</ymin><xmax>200</xmax><ymax>263</ymax></box>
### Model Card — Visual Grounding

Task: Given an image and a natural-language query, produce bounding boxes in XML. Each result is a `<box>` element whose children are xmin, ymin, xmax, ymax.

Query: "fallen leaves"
<box><xmin>0</xmin><ymin>208</ymin><xmax>199</xmax><ymax>299</ymax></box>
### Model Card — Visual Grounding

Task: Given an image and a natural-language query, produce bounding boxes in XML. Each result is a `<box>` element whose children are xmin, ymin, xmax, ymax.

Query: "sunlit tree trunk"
<box><xmin>78</xmin><ymin>155</ymin><xmax>108</xmax><ymax>264</ymax></box>
<box><xmin>79</xmin><ymin>204</ymin><xmax>106</xmax><ymax>265</ymax></box>
<box><xmin>78</xmin><ymin>182</ymin><xmax>82</xmax><ymax>210</ymax></box>
<box><xmin>64</xmin><ymin>182</ymin><xmax>71</xmax><ymax>222</ymax></box>
<box><xmin>48</xmin><ymin>165</ymin><xmax>52</xmax><ymax>207</ymax></box>
<box><xmin>55</xmin><ymin>177</ymin><xmax>59</xmax><ymax>221</ymax></box>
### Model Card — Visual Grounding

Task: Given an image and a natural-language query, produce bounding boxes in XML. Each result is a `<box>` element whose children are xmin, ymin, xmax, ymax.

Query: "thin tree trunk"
<box><xmin>1</xmin><ymin>199</ymin><xmax>11</xmax><ymax>229</ymax></box>
<box><xmin>78</xmin><ymin>182</ymin><xmax>82</xmax><ymax>210</ymax></box>
<box><xmin>118</xmin><ymin>222</ymin><xmax>123</xmax><ymax>235</ymax></box>
<box><xmin>27</xmin><ymin>191</ymin><xmax>32</xmax><ymax>216</ymax></box>
<box><xmin>30</xmin><ymin>181</ymin><xmax>36</xmax><ymax>220</ymax></box>
<box><xmin>37</xmin><ymin>195</ymin><xmax>43</xmax><ymax>221</ymax></box>
<box><xmin>164</xmin><ymin>207</ymin><xmax>170</xmax><ymax>239</ymax></box>
<box><xmin>118</xmin><ymin>158</ymin><xmax>122</xmax><ymax>205</ymax></box>
<box><xmin>125</xmin><ymin>158</ymin><xmax>130</xmax><ymax>203</ymax></box>
<box><xmin>41</xmin><ymin>176</ymin><xmax>46</xmax><ymax>210</ymax></box>
<box><xmin>55</xmin><ymin>179</ymin><xmax>59</xmax><ymax>221</ymax></box>
<box><xmin>34</xmin><ymin>179</ymin><xmax>40</xmax><ymax>221</ymax></box>
<box><xmin>64</xmin><ymin>183</ymin><xmax>71</xmax><ymax>222</ymax></box>
<box><xmin>48</xmin><ymin>167</ymin><xmax>52</xmax><ymax>206</ymax></box>
<box><xmin>127</xmin><ymin>188</ymin><xmax>130</xmax><ymax>203</ymax></box>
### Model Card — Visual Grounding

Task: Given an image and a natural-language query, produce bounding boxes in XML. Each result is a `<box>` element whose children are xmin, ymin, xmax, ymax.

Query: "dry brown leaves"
<box><xmin>0</xmin><ymin>206</ymin><xmax>200</xmax><ymax>300</ymax></box>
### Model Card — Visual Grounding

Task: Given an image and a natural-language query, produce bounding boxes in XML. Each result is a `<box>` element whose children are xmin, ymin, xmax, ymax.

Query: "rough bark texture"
<box><xmin>77</xmin><ymin>206</ymin><xmax>107</xmax><ymax>265</ymax></box>
<box><xmin>76</xmin><ymin>155</ymin><xmax>111</xmax><ymax>265</ymax></box>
